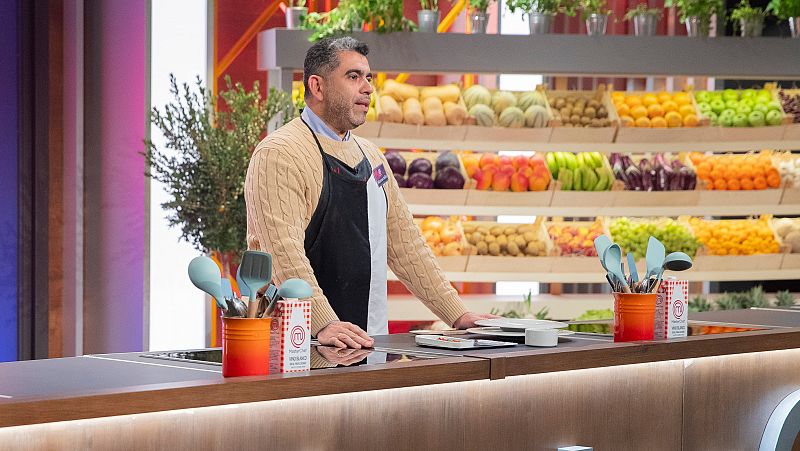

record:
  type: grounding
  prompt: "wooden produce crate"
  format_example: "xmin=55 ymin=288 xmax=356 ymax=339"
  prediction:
xmin=413 ymin=216 xmax=471 ymax=270
xmin=684 ymin=152 xmax=784 ymax=206
xmin=548 ymin=86 xmax=619 ymax=144
xmin=375 ymin=82 xmax=472 ymax=142
xmin=613 ymin=90 xmax=710 ymax=143
xmin=611 ymin=153 xmax=700 ymax=207
xmin=465 ymin=189 xmax=553 ymax=208
xmin=396 ymin=150 xmax=470 ymax=205
xmin=695 ymin=86 xmax=792 ymax=142
xmin=688 ymin=217 xmax=785 ymax=271
xmin=545 ymin=217 xmax=613 ymax=273
xmin=773 ymin=152 xmax=800 ymax=205
xmin=780 ymin=88 xmax=800 ymax=140
xmin=464 ymin=219 xmax=554 ymax=273
xmin=549 ymin=180 xmax=621 ymax=207
xmin=353 ymin=120 xmax=382 ymax=138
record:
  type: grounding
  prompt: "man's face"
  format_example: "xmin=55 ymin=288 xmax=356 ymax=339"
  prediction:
xmin=318 ymin=51 xmax=373 ymax=131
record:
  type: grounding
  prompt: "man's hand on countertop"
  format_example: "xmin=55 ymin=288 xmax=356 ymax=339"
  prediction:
xmin=452 ymin=311 xmax=502 ymax=329
xmin=317 ymin=321 xmax=375 ymax=349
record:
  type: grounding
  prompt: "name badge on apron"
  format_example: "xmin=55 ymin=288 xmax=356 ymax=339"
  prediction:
xmin=372 ymin=164 xmax=389 ymax=187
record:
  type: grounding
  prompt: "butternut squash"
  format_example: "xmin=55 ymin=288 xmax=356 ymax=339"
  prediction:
xmin=420 ymin=84 xmax=461 ymax=104
xmin=382 ymin=79 xmax=419 ymax=102
xmin=443 ymin=101 xmax=467 ymax=126
xmin=402 ymin=98 xmax=424 ymax=125
xmin=379 ymin=95 xmax=403 ymax=123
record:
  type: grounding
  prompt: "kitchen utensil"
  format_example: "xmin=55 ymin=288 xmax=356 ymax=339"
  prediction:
xmin=187 ymin=256 xmax=227 ymax=310
xmin=277 ymin=278 xmax=313 ymax=299
xmin=236 ymin=266 xmax=251 ymax=298
xmin=593 ymin=234 xmax=613 ymax=269
xmin=651 ymin=251 xmax=694 ymax=293
xmin=261 ymin=283 xmax=279 ymax=317
xmin=474 ymin=318 xmax=568 ymax=331
xmin=627 ymin=253 xmax=639 ymax=283
xmin=644 ymin=236 xmax=666 ymax=280
xmin=220 ymin=278 xmax=234 ymax=301
xmin=239 ymin=251 xmax=272 ymax=317
xmin=603 ymin=244 xmax=631 ymax=293
xmin=613 ymin=292 xmax=657 ymax=342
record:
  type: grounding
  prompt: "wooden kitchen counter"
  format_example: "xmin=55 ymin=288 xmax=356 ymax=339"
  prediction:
xmin=3 ymin=309 xmax=800 ymax=450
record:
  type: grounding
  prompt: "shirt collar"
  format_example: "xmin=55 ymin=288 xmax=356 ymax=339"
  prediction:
xmin=301 ymin=107 xmax=351 ymax=141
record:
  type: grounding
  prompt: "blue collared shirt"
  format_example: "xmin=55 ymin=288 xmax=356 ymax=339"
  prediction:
xmin=301 ymin=107 xmax=350 ymax=141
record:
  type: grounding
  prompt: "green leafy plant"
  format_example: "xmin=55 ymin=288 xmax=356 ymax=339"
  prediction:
xmin=623 ymin=3 xmax=663 ymax=21
xmin=664 ymin=0 xmax=724 ymax=26
xmin=767 ymin=0 xmax=800 ymax=20
xmin=741 ymin=286 xmax=769 ymax=309
xmin=304 ymin=0 xmax=417 ymax=41
xmin=420 ymin=0 xmax=440 ymax=10
xmin=534 ymin=306 xmax=551 ymax=320
xmin=775 ymin=290 xmax=796 ymax=307
xmin=470 ymin=0 xmax=496 ymax=12
xmin=490 ymin=290 xmax=547 ymax=318
xmin=144 ymin=75 xmax=295 ymax=254
xmin=506 ymin=0 xmax=576 ymax=16
xmin=689 ymin=295 xmax=712 ymax=312
xmin=715 ymin=292 xmax=741 ymax=310
xmin=731 ymin=0 xmax=767 ymax=21
xmin=580 ymin=0 xmax=613 ymax=17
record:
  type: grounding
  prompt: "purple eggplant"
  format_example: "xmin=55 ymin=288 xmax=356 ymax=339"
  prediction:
xmin=655 ymin=167 xmax=668 ymax=191
xmin=639 ymin=158 xmax=652 ymax=174
xmin=654 ymin=153 xmax=668 ymax=169
xmin=622 ymin=155 xmax=634 ymax=170
xmin=610 ymin=153 xmax=623 ymax=167
xmin=641 ymin=169 xmax=655 ymax=191
xmin=669 ymin=169 xmax=683 ymax=190
xmin=671 ymin=159 xmax=684 ymax=170
xmin=625 ymin=165 xmax=643 ymax=191
xmin=684 ymin=168 xmax=697 ymax=190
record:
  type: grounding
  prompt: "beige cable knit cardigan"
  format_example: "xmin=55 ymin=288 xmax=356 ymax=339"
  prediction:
xmin=245 ymin=118 xmax=467 ymax=335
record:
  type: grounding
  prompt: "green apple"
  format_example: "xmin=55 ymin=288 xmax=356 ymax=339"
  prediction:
xmin=698 ymin=102 xmax=713 ymax=113
xmin=710 ymin=99 xmax=727 ymax=114
xmin=732 ymin=113 xmax=749 ymax=127
xmin=748 ymin=110 xmax=766 ymax=127
xmin=720 ymin=109 xmax=737 ymax=119
xmin=737 ymin=104 xmax=753 ymax=115
xmin=753 ymin=104 xmax=769 ymax=115
xmin=726 ymin=99 xmax=740 ymax=110
xmin=695 ymin=91 xmax=712 ymax=103
xmin=719 ymin=114 xmax=735 ymax=127
xmin=723 ymin=89 xmax=740 ymax=101
xmin=767 ymin=100 xmax=783 ymax=111
xmin=739 ymin=98 xmax=755 ymax=109
xmin=741 ymin=89 xmax=757 ymax=99
xmin=711 ymin=92 xmax=724 ymax=103
xmin=756 ymin=92 xmax=772 ymax=104
xmin=706 ymin=111 xmax=719 ymax=125
xmin=766 ymin=109 xmax=784 ymax=126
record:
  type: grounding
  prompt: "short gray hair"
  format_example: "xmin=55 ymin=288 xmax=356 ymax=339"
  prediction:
xmin=303 ymin=36 xmax=369 ymax=98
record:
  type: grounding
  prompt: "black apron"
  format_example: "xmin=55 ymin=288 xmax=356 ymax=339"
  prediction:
xmin=301 ymin=119 xmax=388 ymax=334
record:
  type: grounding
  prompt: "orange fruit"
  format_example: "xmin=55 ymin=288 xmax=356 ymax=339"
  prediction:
xmin=683 ymin=114 xmax=699 ymax=127
xmin=612 ymin=91 xmax=625 ymax=102
xmin=657 ymin=92 xmax=672 ymax=104
xmin=696 ymin=161 xmax=712 ymax=175
xmin=662 ymin=100 xmax=679 ymax=113
xmin=625 ymin=95 xmax=642 ymax=107
xmin=740 ymin=178 xmax=754 ymax=190
xmin=651 ymin=116 xmax=667 ymax=128
xmin=647 ymin=103 xmax=665 ymax=118
xmin=642 ymin=94 xmax=659 ymax=107
xmin=665 ymin=111 xmax=683 ymax=128
xmin=767 ymin=173 xmax=781 ymax=188
xmin=714 ymin=179 xmax=728 ymax=190
xmin=679 ymin=104 xmax=696 ymax=117
xmin=616 ymin=103 xmax=630 ymax=117
xmin=635 ymin=116 xmax=652 ymax=127
xmin=754 ymin=176 xmax=767 ymax=190
xmin=619 ymin=115 xmax=635 ymax=127
xmin=673 ymin=92 xmax=691 ymax=106
xmin=727 ymin=179 xmax=741 ymax=190
xmin=630 ymin=105 xmax=648 ymax=119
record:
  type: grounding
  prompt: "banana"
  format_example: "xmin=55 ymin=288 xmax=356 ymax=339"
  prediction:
xmin=593 ymin=167 xmax=608 ymax=191
xmin=554 ymin=152 xmax=567 ymax=173
xmin=590 ymin=152 xmax=604 ymax=168
xmin=546 ymin=153 xmax=559 ymax=176
xmin=584 ymin=167 xmax=598 ymax=191
xmin=564 ymin=152 xmax=578 ymax=170
xmin=558 ymin=168 xmax=573 ymax=190
xmin=573 ymin=167 xmax=583 ymax=192
xmin=577 ymin=152 xmax=586 ymax=168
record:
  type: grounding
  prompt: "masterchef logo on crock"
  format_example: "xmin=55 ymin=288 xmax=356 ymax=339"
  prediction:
xmin=291 ymin=325 xmax=306 ymax=348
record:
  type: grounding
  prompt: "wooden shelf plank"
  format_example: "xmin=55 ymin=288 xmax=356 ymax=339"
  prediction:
xmin=389 ymin=269 xmax=800 ymax=282
xmin=407 ymin=203 xmax=800 ymax=217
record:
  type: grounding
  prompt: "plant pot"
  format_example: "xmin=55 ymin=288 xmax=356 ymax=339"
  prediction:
xmin=585 ymin=13 xmax=609 ymax=35
xmin=285 ymin=7 xmax=307 ymax=30
xmin=685 ymin=15 xmax=710 ymax=37
xmin=528 ymin=12 xmax=555 ymax=34
xmin=739 ymin=16 xmax=764 ymax=37
xmin=632 ymin=13 xmax=658 ymax=36
xmin=417 ymin=9 xmax=440 ymax=33
xmin=471 ymin=11 xmax=489 ymax=33
xmin=790 ymin=17 xmax=800 ymax=37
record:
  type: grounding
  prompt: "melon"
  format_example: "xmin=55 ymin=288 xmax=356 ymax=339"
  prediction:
xmin=469 ymin=104 xmax=495 ymax=127
xmin=491 ymin=91 xmax=517 ymax=115
xmin=518 ymin=91 xmax=547 ymax=112
xmin=498 ymin=107 xmax=525 ymax=128
xmin=524 ymin=105 xmax=549 ymax=128
xmin=463 ymin=85 xmax=492 ymax=110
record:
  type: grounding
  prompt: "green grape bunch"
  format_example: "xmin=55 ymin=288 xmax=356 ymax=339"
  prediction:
xmin=609 ymin=217 xmax=701 ymax=260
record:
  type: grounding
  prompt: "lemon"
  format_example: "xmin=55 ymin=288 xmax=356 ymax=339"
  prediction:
xmin=661 ymin=100 xmax=679 ymax=113
xmin=625 ymin=95 xmax=642 ymax=107
xmin=657 ymin=92 xmax=672 ymax=104
xmin=616 ymin=103 xmax=630 ymax=117
xmin=619 ymin=115 xmax=635 ymax=127
xmin=635 ymin=116 xmax=651 ymax=128
xmin=665 ymin=111 xmax=683 ymax=127
xmin=683 ymin=114 xmax=699 ymax=127
xmin=651 ymin=116 xmax=667 ymax=128
xmin=673 ymin=92 xmax=691 ymax=106
xmin=630 ymin=105 xmax=648 ymax=119
xmin=642 ymin=94 xmax=659 ymax=107
xmin=679 ymin=104 xmax=696 ymax=117
xmin=647 ymin=103 xmax=665 ymax=118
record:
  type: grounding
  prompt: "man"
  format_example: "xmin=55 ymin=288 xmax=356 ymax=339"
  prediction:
xmin=245 ymin=36 xmax=494 ymax=349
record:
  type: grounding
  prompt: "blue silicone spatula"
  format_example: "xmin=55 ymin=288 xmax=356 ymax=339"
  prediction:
xmin=187 ymin=256 xmax=227 ymax=310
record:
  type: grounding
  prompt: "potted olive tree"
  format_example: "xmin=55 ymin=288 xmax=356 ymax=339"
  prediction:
xmin=506 ymin=0 xmax=576 ymax=34
xmin=623 ymin=3 xmax=662 ymax=36
xmin=469 ymin=0 xmax=496 ymax=33
xmin=580 ymin=0 xmax=614 ymax=35
xmin=767 ymin=0 xmax=800 ymax=37
xmin=730 ymin=0 xmax=767 ymax=37
xmin=665 ymin=0 xmax=724 ymax=37
xmin=144 ymin=75 xmax=295 ymax=276
xmin=286 ymin=0 xmax=308 ymax=29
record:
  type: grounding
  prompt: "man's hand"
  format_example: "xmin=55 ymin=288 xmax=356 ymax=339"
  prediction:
xmin=317 ymin=346 xmax=371 ymax=366
xmin=317 ymin=321 xmax=375 ymax=349
xmin=452 ymin=311 xmax=501 ymax=329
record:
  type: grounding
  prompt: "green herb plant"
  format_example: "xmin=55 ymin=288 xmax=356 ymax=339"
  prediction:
xmin=144 ymin=75 xmax=295 ymax=254
xmin=489 ymin=290 xmax=551 ymax=319
xmin=288 ymin=0 xmax=307 ymax=7
xmin=766 ymin=0 xmax=800 ymax=20
xmin=470 ymin=0 xmax=496 ymax=13
xmin=303 ymin=0 xmax=417 ymax=42
xmin=775 ymin=290 xmax=796 ymax=307
xmin=623 ymin=3 xmax=663 ymax=21
xmin=420 ymin=0 xmax=440 ymax=10
xmin=506 ymin=0 xmax=577 ymax=16
xmin=580 ymin=0 xmax=614 ymax=19
xmin=664 ymin=0 xmax=724 ymax=32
